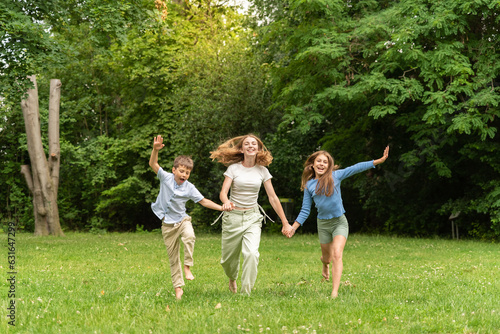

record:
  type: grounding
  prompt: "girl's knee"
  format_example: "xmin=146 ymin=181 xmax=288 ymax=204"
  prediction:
xmin=332 ymin=251 xmax=343 ymax=262
xmin=242 ymin=249 xmax=259 ymax=262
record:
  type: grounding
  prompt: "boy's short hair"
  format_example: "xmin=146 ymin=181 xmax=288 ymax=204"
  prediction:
xmin=173 ymin=155 xmax=194 ymax=170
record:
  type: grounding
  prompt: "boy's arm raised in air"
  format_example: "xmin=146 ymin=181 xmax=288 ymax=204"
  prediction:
xmin=149 ymin=135 xmax=165 ymax=174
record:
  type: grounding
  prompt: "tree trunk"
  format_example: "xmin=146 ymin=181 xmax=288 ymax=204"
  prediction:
xmin=20 ymin=75 xmax=64 ymax=236
xmin=48 ymin=79 xmax=62 ymax=198
xmin=20 ymin=165 xmax=49 ymax=235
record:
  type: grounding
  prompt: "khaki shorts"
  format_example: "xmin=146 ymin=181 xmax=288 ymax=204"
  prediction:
xmin=317 ymin=214 xmax=349 ymax=244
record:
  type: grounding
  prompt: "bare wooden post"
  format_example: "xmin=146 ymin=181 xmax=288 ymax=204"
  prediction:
xmin=449 ymin=212 xmax=460 ymax=240
xmin=20 ymin=75 xmax=64 ymax=236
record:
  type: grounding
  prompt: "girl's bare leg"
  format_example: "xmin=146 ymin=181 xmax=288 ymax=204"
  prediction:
xmin=330 ymin=235 xmax=347 ymax=298
xmin=319 ymin=252 xmax=331 ymax=280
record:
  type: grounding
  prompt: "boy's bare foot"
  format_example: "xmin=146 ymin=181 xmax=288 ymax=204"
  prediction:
xmin=184 ymin=265 xmax=195 ymax=281
xmin=175 ymin=287 xmax=184 ymax=300
xmin=322 ymin=263 xmax=330 ymax=280
xmin=229 ymin=279 xmax=237 ymax=293
xmin=330 ymin=291 xmax=338 ymax=299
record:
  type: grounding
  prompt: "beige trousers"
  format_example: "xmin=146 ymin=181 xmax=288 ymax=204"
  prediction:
xmin=161 ymin=216 xmax=195 ymax=288
xmin=220 ymin=207 xmax=263 ymax=295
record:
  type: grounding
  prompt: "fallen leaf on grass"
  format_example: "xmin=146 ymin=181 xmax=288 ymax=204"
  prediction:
xmin=166 ymin=305 xmax=170 ymax=312
xmin=215 ymin=303 xmax=222 ymax=309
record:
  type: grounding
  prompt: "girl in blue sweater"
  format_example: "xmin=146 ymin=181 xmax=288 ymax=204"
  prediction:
xmin=289 ymin=147 xmax=389 ymax=298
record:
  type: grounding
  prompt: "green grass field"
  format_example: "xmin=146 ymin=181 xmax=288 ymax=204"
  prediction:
xmin=1 ymin=231 xmax=499 ymax=333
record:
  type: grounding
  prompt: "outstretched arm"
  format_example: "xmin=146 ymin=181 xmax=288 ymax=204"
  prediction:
xmin=149 ymin=135 xmax=165 ymax=174
xmin=263 ymin=179 xmax=292 ymax=236
xmin=198 ymin=198 xmax=224 ymax=211
xmin=373 ymin=146 xmax=390 ymax=166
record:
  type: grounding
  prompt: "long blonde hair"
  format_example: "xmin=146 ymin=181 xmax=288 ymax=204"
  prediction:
xmin=210 ymin=134 xmax=273 ymax=167
xmin=300 ymin=150 xmax=339 ymax=196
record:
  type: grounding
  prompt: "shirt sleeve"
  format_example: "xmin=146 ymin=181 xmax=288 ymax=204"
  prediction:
xmin=189 ymin=184 xmax=205 ymax=203
xmin=157 ymin=167 xmax=170 ymax=182
xmin=295 ymin=187 xmax=313 ymax=225
xmin=261 ymin=167 xmax=272 ymax=183
xmin=223 ymin=164 xmax=235 ymax=180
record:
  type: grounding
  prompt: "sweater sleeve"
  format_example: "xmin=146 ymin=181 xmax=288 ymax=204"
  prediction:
xmin=295 ymin=188 xmax=313 ymax=225
xmin=336 ymin=160 xmax=375 ymax=181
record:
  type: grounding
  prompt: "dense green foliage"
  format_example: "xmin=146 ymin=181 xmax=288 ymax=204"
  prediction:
xmin=1 ymin=0 xmax=499 ymax=239
xmin=250 ymin=0 xmax=500 ymax=238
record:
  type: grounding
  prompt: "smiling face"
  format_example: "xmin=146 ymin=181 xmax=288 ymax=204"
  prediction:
xmin=240 ymin=136 xmax=260 ymax=157
xmin=172 ymin=165 xmax=191 ymax=185
xmin=312 ymin=154 xmax=329 ymax=178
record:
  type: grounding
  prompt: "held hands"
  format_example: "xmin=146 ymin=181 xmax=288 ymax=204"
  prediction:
xmin=373 ymin=145 xmax=390 ymax=165
xmin=285 ymin=222 xmax=300 ymax=238
xmin=222 ymin=201 xmax=235 ymax=211
xmin=281 ymin=223 xmax=293 ymax=237
xmin=153 ymin=135 xmax=165 ymax=151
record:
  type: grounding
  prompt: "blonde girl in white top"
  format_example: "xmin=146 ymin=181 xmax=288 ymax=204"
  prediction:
xmin=210 ymin=134 xmax=292 ymax=295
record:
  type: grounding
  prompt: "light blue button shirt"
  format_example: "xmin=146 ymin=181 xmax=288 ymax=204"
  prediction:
xmin=151 ymin=167 xmax=204 ymax=224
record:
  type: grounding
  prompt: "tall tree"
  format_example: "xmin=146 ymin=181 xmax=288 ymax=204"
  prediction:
xmin=20 ymin=76 xmax=64 ymax=236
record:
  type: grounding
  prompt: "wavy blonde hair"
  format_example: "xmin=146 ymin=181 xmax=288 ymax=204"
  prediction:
xmin=300 ymin=150 xmax=339 ymax=196
xmin=210 ymin=134 xmax=273 ymax=167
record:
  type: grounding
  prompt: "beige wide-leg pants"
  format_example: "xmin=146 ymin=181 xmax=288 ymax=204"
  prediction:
xmin=220 ymin=207 xmax=263 ymax=295
xmin=161 ymin=216 xmax=195 ymax=288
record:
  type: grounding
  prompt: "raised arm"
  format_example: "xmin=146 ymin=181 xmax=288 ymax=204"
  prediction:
xmin=263 ymin=179 xmax=292 ymax=236
xmin=373 ymin=146 xmax=390 ymax=166
xmin=149 ymin=135 xmax=165 ymax=174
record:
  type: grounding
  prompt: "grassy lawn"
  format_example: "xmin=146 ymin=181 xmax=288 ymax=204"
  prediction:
xmin=1 ymin=231 xmax=499 ymax=333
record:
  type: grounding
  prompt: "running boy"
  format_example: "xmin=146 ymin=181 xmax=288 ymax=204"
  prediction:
xmin=150 ymin=135 xmax=229 ymax=300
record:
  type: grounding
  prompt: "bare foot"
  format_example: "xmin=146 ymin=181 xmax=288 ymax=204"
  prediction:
xmin=330 ymin=291 xmax=338 ymax=299
xmin=228 ymin=279 xmax=237 ymax=293
xmin=322 ymin=263 xmax=330 ymax=280
xmin=175 ymin=287 xmax=184 ymax=300
xmin=184 ymin=265 xmax=195 ymax=281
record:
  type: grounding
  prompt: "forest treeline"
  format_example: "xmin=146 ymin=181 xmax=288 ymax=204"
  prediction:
xmin=1 ymin=0 xmax=499 ymax=239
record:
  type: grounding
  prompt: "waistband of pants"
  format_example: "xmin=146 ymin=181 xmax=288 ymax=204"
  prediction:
xmin=163 ymin=215 xmax=191 ymax=227
xmin=211 ymin=204 xmax=274 ymax=226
